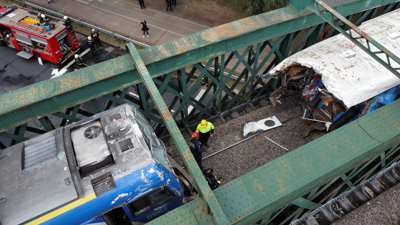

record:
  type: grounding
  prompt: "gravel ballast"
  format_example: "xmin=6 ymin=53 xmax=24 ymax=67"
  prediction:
xmin=167 ymin=94 xmax=314 ymax=184
xmin=333 ymin=183 xmax=400 ymax=225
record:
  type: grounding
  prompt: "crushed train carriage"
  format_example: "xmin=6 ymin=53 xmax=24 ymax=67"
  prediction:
xmin=264 ymin=8 xmax=400 ymax=136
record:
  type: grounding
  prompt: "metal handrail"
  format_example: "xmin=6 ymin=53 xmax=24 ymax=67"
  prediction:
xmin=14 ymin=0 xmax=151 ymax=48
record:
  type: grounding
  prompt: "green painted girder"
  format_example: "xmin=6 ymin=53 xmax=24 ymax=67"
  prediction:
xmin=215 ymin=99 xmax=400 ymax=224
xmin=0 ymin=0 xmax=397 ymax=133
xmin=147 ymin=95 xmax=400 ymax=224
xmin=126 ymin=43 xmax=230 ymax=225
xmin=278 ymin=143 xmax=400 ymax=224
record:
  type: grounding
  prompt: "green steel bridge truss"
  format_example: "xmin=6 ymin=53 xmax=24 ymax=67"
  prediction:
xmin=0 ymin=0 xmax=400 ymax=224
xmin=148 ymin=97 xmax=400 ymax=225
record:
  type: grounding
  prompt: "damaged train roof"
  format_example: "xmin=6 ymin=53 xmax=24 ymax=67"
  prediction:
xmin=0 ymin=105 xmax=162 ymax=225
xmin=269 ymin=8 xmax=400 ymax=108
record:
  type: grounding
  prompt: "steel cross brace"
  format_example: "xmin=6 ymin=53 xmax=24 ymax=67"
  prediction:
xmin=310 ymin=0 xmax=400 ymax=79
xmin=125 ymin=43 xmax=230 ymax=225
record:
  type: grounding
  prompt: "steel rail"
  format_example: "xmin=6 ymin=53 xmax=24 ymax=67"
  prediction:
xmin=14 ymin=0 xmax=150 ymax=48
xmin=202 ymin=115 xmax=301 ymax=160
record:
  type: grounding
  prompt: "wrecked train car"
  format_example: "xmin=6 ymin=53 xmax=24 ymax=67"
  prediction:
xmin=264 ymin=10 xmax=400 ymax=136
xmin=0 ymin=104 xmax=195 ymax=225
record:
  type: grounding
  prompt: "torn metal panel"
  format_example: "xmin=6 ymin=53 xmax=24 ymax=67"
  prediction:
xmin=270 ymin=8 xmax=400 ymax=108
xmin=243 ymin=116 xmax=282 ymax=137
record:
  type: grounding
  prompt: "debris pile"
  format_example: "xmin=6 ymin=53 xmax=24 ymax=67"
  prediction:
xmin=267 ymin=64 xmax=400 ymax=137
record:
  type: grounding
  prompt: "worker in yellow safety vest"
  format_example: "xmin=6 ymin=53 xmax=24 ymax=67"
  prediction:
xmin=195 ymin=119 xmax=214 ymax=148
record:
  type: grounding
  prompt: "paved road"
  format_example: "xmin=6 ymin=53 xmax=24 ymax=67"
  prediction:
xmin=27 ymin=0 xmax=209 ymax=45
xmin=0 ymin=32 xmax=122 ymax=95
xmin=23 ymin=0 xmax=271 ymax=76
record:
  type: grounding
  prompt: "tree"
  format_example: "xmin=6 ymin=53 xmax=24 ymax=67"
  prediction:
xmin=246 ymin=0 xmax=289 ymax=15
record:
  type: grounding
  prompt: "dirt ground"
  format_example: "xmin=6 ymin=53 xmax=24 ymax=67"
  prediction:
xmin=124 ymin=0 xmax=249 ymax=27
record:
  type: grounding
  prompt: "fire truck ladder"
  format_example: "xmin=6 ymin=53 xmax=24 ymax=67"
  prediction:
xmin=68 ymin=31 xmax=79 ymax=47
xmin=8 ymin=20 xmax=48 ymax=36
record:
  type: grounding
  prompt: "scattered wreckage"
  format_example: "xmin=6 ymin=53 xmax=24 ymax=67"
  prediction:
xmin=257 ymin=11 xmax=400 ymax=138
xmin=263 ymin=64 xmax=400 ymax=138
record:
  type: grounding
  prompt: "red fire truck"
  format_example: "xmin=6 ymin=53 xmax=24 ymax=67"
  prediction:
xmin=0 ymin=5 xmax=80 ymax=66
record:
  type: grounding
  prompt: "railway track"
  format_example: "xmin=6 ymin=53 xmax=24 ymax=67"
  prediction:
xmin=166 ymin=94 xmax=314 ymax=184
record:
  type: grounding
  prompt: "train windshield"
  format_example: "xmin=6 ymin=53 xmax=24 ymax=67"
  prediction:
xmin=129 ymin=187 xmax=175 ymax=217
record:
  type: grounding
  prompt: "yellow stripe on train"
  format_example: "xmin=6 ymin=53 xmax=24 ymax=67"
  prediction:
xmin=26 ymin=193 xmax=97 ymax=225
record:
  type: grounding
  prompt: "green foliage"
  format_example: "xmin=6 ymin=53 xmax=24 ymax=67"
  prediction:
xmin=246 ymin=0 xmax=289 ymax=15
xmin=246 ymin=0 xmax=266 ymax=15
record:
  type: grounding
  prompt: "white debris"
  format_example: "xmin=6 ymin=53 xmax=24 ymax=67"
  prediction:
xmin=243 ymin=116 xmax=282 ymax=137
xmin=50 ymin=68 xmax=68 ymax=78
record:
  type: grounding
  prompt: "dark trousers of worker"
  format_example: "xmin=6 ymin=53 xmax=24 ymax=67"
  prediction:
xmin=139 ymin=1 xmax=145 ymax=9
xmin=89 ymin=46 xmax=95 ymax=52
xmin=194 ymin=153 xmax=203 ymax=171
xmin=94 ymin=38 xmax=102 ymax=47
xmin=199 ymin=132 xmax=210 ymax=146
xmin=166 ymin=5 xmax=172 ymax=11
xmin=143 ymin=30 xmax=149 ymax=35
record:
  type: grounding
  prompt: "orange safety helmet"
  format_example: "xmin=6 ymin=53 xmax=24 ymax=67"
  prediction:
xmin=192 ymin=132 xmax=199 ymax=138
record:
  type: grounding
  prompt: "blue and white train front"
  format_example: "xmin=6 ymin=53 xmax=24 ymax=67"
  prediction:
xmin=32 ymin=104 xmax=186 ymax=225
